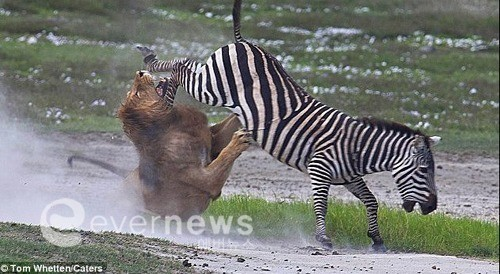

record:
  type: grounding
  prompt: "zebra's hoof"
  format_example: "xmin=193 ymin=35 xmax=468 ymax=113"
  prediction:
xmin=136 ymin=45 xmax=155 ymax=57
xmin=321 ymin=241 xmax=333 ymax=250
xmin=372 ymin=243 xmax=387 ymax=252
xmin=315 ymin=235 xmax=333 ymax=250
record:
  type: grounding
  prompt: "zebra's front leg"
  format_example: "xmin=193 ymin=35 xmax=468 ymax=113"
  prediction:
xmin=136 ymin=46 xmax=199 ymax=73
xmin=344 ymin=177 xmax=386 ymax=252
xmin=155 ymin=77 xmax=178 ymax=108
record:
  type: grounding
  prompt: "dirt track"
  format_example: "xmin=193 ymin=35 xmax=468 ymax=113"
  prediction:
xmin=51 ymin=132 xmax=500 ymax=222
xmin=1 ymin=130 xmax=498 ymax=273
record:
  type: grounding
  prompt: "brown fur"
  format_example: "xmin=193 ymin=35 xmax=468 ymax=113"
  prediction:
xmin=116 ymin=71 xmax=249 ymax=219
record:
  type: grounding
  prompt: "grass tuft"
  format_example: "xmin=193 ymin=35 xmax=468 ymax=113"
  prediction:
xmin=205 ymin=196 xmax=499 ymax=260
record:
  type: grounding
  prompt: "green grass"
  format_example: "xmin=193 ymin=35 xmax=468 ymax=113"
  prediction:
xmin=0 ymin=0 xmax=498 ymax=156
xmin=204 ymin=196 xmax=499 ymax=260
xmin=47 ymin=115 xmax=122 ymax=132
xmin=0 ymin=223 xmax=196 ymax=273
xmin=0 ymin=197 xmax=497 ymax=266
xmin=436 ymin=129 xmax=499 ymax=157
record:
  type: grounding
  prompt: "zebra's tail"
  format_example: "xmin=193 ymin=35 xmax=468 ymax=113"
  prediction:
xmin=233 ymin=0 xmax=246 ymax=43
xmin=67 ymin=155 xmax=129 ymax=178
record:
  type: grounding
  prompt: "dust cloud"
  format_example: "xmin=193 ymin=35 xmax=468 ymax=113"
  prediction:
xmin=0 ymin=82 xmax=142 ymax=233
xmin=0 ymin=83 xmax=247 ymax=248
xmin=0 ymin=84 xmax=50 ymax=224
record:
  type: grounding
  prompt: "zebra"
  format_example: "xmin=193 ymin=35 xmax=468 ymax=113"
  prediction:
xmin=137 ymin=0 xmax=441 ymax=251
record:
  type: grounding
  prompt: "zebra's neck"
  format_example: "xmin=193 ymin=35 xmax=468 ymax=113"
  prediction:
xmin=350 ymin=120 xmax=413 ymax=175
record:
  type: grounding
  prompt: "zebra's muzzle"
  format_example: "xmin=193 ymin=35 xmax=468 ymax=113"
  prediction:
xmin=420 ymin=193 xmax=437 ymax=215
xmin=402 ymin=201 xmax=416 ymax=213
xmin=403 ymin=193 xmax=437 ymax=214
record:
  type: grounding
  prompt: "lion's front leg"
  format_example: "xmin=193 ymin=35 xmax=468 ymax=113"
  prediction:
xmin=210 ymin=114 xmax=242 ymax=159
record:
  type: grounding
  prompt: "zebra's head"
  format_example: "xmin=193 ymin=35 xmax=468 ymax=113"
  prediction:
xmin=392 ymin=134 xmax=441 ymax=215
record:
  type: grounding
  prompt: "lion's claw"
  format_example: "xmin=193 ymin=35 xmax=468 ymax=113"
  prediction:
xmin=232 ymin=129 xmax=252 ymax=150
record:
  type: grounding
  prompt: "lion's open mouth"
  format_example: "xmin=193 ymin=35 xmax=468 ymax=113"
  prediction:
xmin=155 ymin=78 xmax=168 ymax=98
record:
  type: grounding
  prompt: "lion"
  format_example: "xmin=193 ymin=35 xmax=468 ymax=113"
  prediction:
xmin=69 ymin=71 xmax=250 ymax=219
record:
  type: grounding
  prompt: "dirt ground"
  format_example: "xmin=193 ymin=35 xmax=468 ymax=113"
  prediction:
xmin=1 ymin=130 xmax=498 ymax=273
xmin=46 ymin=132 xmax=500 ymax=222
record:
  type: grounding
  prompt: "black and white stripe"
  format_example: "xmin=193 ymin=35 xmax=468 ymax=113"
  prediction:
xmin=141 ymin=0 xmax=440 ymax=250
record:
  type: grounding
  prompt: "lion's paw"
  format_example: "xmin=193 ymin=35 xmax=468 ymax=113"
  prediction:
xmin=231 ymin=129 xmax=252 ymax=151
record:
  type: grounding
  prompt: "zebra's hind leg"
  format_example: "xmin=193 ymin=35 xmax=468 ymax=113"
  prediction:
xmin=309 ymin=155 xmax=341 ymax=249
xmin=344 ymin=177 xmax=387 ymax=252
xmin=311 ymin=181 xmax=333 ymax=249
xmin=308 ymin=162 xmax=334 ymax=249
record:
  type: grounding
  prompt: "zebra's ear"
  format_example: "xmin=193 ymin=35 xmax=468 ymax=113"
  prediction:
xmin=428 ymin=136 xmax=441 ymax=146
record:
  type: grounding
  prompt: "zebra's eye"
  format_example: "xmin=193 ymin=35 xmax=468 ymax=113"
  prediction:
xmin=417 ymin=156 xmax=429 ymax=168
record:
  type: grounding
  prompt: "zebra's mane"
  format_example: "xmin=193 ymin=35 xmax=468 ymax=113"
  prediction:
xmin=357 ymin=117 xmax=424 ymax=137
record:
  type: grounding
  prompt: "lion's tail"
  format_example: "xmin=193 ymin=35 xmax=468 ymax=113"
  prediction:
xmin=67 ymin=155 xmax=128 ymax=178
